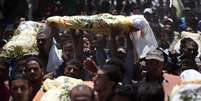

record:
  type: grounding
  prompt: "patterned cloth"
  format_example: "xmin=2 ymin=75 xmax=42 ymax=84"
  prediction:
xmin=41 ymin=76 xmax=83 ymax=101
xmin=1 ymin=21 xmax=46 ymax=59
xmin=170 ymin=69 xmax=201 ymax=101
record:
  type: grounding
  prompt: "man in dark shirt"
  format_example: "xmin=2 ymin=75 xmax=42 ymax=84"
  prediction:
xmin=0 ymin=57 xmax=10 ymax=101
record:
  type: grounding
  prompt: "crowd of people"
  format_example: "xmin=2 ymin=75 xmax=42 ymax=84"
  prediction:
xmin=0 ymin=0 xmax=201 ymax=101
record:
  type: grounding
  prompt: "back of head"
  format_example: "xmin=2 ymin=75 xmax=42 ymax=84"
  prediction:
xmin=101 ymin=58 xmax=125 ymax=84
xmin=70 ymin=84 xmax=95 ymax=101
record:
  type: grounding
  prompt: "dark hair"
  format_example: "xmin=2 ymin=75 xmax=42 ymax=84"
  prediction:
xmin=15 ymin=54 xmax=39 ymax=63
xmin=9 ymin=72 xmax=28 ymax=87
xmin=10 ymin=72 xmax=28 ymax=81
xmin=101 ymin=58 xmax=125 ymax=84
xmin=112 ymin=84 xmax=136 ymax=101
xmin=180 ymin=38 xmax=198 ymax=53
xmin=25 ymin=56 xmax=44 ymax=69
xmin=66 ymin=58 xmax=84 ymax=71
xmin=137 ymin=81 xmax=164 ymax=101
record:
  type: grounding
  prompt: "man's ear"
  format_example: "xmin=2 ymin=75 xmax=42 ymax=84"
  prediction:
xmin=42 ymin=69 xmax=45 ymax=76
xmin=40 ymin=68 xmax=45 ymax=77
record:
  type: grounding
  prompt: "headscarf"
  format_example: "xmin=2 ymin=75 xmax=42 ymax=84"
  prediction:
xmin=170 ymin=69 xmax=201 ymax=101
xmin=129 ymin=15 xmax=158 ymax=61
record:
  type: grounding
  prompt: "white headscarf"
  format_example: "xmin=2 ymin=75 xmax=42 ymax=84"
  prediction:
xmin=170 ymin=69 xmax=201 ymax=101
xmin=129 ymin=15 xmax=158 ymax=60
xmin=46 ymin=38 xmax=63 ymax=73
xmin=180 ymin=69 xmax=201 ymax=81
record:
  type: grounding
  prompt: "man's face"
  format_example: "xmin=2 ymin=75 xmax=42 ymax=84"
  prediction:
xmin=145 ymin=59 xmax=164 ymax=80
xmin=181 ymin=43 xmax=198 ymax=59
xmin=162 ymin=24 xmax=174 ymax=42
xmin=36 ymin=33 xmax=48 ymax=52
xmin=64 ymin=64 xmax=82 ymax=79
xmin=93 ymin=69 xmax=109 ymax=91
xmin=10 ymin=80 xmax=29 ymax=101
xmin=70 ymin=88 xmax=94 ymax=101
xmin=26 ymin=60 xmax=43 ymax=82
xmin=62 ymin=43 xmax=74 ymax=61
xmin=163 ymin=24 xmax=173 ymax=33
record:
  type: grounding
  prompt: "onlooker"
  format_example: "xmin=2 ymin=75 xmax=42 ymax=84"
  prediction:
xmin=36 ymin=30 xmax=52 ymax=66
xmin=93 ymin=58 xmax=125 ymax=101
xmin=63 ymin=58 xmax=85 ymax=80
xmin=25 ymin=56 xmax=44 ymax=99
xmin=1 ymin=1 xmax=201 ymax=101
xmin=15 ymin=55 xmax=33 ymax=76
xmin=143 ymin=49 xmax=165 ymax=83
xmin=9 ymin=73 xmax=29 ymax=101
xmin=179 ymin=38 xmax=198 ymax=61
xmin=160 ymin=17 xmax=180 ymax=50
xmin=0 ymin=57 xmax=10 ymax=101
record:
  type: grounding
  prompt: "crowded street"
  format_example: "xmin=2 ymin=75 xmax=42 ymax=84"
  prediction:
xmin=0 ymin=0 xmax=201 ymax=101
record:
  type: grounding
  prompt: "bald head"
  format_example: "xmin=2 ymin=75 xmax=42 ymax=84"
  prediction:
xmin=70 ymin=85 xmax=95 ymax=101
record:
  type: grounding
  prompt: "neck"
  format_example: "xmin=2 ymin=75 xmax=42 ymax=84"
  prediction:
xmin=30 ymin=77 xmax=43 ymax=86
xmin=146 ymin=74 xmax=164 ymax=83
